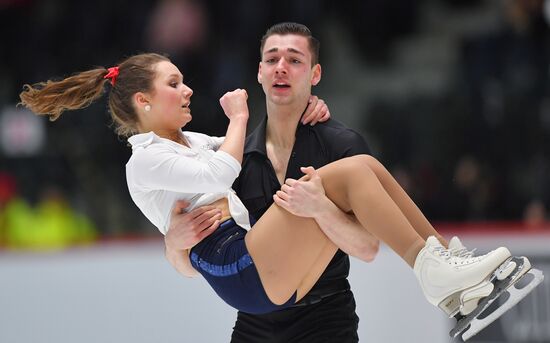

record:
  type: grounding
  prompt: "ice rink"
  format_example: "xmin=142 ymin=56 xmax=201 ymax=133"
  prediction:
xmin=1 ymin=231 xmax=548 ymax=343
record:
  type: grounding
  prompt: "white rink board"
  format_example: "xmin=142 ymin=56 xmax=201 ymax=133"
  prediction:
xmin=0 ymin=232 xmax=548 ymax=343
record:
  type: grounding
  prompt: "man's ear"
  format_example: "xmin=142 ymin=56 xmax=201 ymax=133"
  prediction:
xmin=257 ymin=62 xmax=263 ymax=84
xmin=311 ymin=64 xmax=321 ymax=86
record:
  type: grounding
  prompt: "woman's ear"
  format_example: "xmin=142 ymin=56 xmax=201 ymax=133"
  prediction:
xmin=134 ymin=92 xmax=150 ymax=108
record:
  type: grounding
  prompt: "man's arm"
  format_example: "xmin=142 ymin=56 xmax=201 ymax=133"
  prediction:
xmin=274 ymin=167 xmax=379 ymax=262
xmin=165 ymin=200 xmax=222 ymax=277
xmin=165 ymin=247 xmax=199 ymax=278
xmin=308 ymin=196 xmax=379 ymax=262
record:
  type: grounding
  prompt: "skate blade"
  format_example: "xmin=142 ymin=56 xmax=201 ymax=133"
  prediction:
xmin=450 ymin=256 xmax=530 ymax=338
xmin=461 ymin=268 xmax=544 ymax=341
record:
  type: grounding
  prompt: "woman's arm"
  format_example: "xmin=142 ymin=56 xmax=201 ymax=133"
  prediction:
xmin=216 ymin=89 xmax=249 ymax=164
xmin=210 ymin=94 xmax=330 ymax=151
xmin=129 ymin=90 xmax=249 ymax=194
xmin=130 ymin=148 xmax=241 ymax=193
xmin=301 ymin=95 xmax=331 ymax=125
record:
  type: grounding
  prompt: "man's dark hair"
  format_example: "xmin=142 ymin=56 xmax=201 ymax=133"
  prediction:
xmin=260 ymin=22 xmax=320 ymax=66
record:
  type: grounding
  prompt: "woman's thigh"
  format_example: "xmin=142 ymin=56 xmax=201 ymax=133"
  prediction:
xmin=244 ymin=156 xmax=368 ymax=305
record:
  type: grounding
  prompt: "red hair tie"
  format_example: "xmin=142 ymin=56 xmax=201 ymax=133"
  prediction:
xmin=104 ymin=66 xmax=120 ymax=86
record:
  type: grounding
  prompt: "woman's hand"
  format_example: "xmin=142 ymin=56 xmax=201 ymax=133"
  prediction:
xmin=302 ymin=95 xmax=330 ymax=126
xmin=219 ymin=89 xmax=249 ymax=121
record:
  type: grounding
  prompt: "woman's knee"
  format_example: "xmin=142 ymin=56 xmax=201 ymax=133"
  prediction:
xmin=347 ymin=154 xmax=375 ymax=165
xmin=353 ymin=154 xmax=382 ymax=169
xmin=351 ymin=154 xmax=388 ymax=178
xmin=346 ymin=155 xmax=378 ymax=179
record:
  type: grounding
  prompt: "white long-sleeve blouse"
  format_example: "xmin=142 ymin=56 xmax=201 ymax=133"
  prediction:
xmin=126 ymin=131 xmax=251 ymax=235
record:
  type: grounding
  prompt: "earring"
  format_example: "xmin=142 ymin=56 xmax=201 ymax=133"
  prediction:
xmin=144 ymin=105 xmax=151 ymax=112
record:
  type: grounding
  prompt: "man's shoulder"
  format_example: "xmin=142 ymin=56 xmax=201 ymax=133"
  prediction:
xmin=313 ymin=119 xmax=358 ymax=134
xmin=312 ymin=119 xmax=366 ymax=144
xmin=307 ymin=119 xmax=370 ymax=158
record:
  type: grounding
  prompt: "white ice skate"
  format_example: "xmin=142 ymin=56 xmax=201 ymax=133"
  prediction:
xmin=416 ymin=236 xmax=545 ymax=341
xmin=414 ymin=236 xmax=511 ymax=316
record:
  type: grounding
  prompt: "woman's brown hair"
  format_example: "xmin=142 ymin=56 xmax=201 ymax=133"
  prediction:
xmin=19 ymin=53 xmax=170 ymax=137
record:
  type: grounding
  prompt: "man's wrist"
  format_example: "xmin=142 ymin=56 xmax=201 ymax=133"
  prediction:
xmin=313 ymin=196 xmax=339 ymax=220
xmin=166 ymin=244 xmax=186 ymax=258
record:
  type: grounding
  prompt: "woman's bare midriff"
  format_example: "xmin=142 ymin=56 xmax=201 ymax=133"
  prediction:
xmin=210 ymin=197 xmax=232 ymax=223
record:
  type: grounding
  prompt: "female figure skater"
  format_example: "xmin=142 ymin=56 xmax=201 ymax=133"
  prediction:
xmin=19 ymin=53 xmax=520 ymax=320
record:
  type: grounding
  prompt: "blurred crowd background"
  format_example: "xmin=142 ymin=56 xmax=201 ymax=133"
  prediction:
xmin=0 ymin=0 xmax=549 ymax=249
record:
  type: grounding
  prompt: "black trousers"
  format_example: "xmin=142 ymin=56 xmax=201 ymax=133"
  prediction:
xmin=230 ymin=291 xmax=360 ymax=343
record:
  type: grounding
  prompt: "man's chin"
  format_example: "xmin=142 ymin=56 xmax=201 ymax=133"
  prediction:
xmin=269 ymin=95 xmax=293 ymax=106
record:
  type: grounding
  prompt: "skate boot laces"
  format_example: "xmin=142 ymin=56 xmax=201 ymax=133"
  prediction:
xmin=432 ymin=245 xmax=484 ymax=266
xmin=432 ymin=246 xmax=452 ymax=260
xmin=451 ymin=247 xmax=477 ymax=259
xmin=448 ymin=236 xmax=476 ymax=258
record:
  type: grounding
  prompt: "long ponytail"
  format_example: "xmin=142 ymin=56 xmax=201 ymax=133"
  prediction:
xmin=19 ymin=53 xmax=170 ymax=138
xmin=19 ymin=68 xmax=110 ymax=121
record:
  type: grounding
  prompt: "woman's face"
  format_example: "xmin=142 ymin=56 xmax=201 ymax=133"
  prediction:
xmin=139 ymin=61 xmax=193 ymax=132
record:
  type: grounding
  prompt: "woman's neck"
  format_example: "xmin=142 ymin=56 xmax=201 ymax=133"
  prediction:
xmin=155 ymin=129 xmax=189 ymax=147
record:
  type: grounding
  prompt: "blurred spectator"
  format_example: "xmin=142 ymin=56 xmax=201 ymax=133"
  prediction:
xmin=29 ymin=186 xmax=97 ymax=250
xmin=333 ymin=0 xmax=420 ymax=62
xmin=144 ymin=0 xmax=229 ymax=137
xmin=1 ymin=1 xmax=549 ymax=237
xmin=1 ymin=178 xmax=97 ymax=250
xmin=523 ymin=199 xmax=547 ymax=226
xmin=391 ymin=165 xmax=414 ymax=195
xmin=445 ymin=156 xmax=493 ymax=220
xmin=0 ymin=106 xmax=45 ymax=157
xmin=146 ymin=0 xmax=208 ymax=57
xmin=0 ymin=171 xmax=18 ymax=245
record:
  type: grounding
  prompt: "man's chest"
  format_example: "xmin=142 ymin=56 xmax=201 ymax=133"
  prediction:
xmin=236 ymin=146 xmax=333 ymax=218
xmin=266 ymin=144 xmax=292 ymax=186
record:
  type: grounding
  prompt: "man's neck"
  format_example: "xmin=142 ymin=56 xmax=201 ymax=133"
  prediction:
xmin=265 ymin=102 xmax=306 ymax=148
xmin=264 ymin=101 xmax=307 ymax=185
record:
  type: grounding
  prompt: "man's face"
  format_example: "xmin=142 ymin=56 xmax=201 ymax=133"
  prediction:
xmin=258 ymin=34 xmax=321 ymax=107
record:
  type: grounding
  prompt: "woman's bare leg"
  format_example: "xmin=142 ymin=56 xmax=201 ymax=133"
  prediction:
xmin=316 ymin=155 xmax=426 ymax=265
xmin=362 ymin=155 xmax=448 ymax=247
xmin=245 ymin=205 xmax=338 ymax=304
xmin=246 ymin=155 xmax=428 ymax=305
